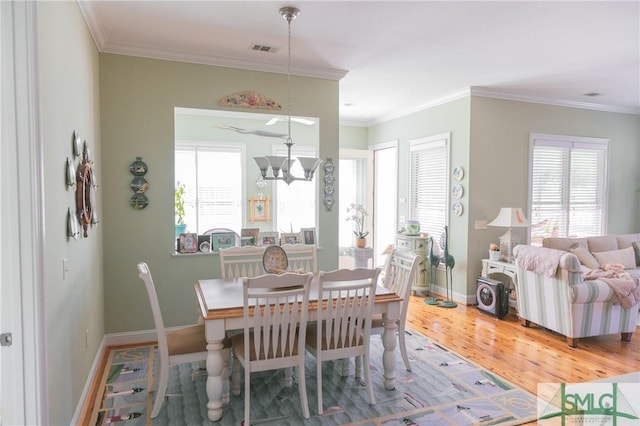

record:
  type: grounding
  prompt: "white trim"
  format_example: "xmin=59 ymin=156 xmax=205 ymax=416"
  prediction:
xmin=1 ymin=2 xmax=46 ymax=425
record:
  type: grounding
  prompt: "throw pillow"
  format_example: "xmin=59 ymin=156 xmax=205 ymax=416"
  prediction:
xmin=569 ymin=244 xmax=600 ymax=269
xmin=633 ymin=241 xmax=640 ymax=267
xmin=592 ymin=246 xmax=636 ymax=270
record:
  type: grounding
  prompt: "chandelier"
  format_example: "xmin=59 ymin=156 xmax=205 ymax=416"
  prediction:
xmin=253 ymin=6 xmax=322 ymax=185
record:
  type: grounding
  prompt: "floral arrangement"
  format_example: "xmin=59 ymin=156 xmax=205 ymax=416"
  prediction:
xmin=489 ymin=243 xmax=500 ymax=251
xmin=346 ymin=204 xmax=369 ymax=239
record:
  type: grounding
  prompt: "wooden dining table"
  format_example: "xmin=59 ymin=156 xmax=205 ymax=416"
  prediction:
xmin=194 ymin=276 xmax=403 ymax=422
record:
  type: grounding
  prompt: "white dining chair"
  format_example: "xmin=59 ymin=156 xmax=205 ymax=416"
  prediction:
xmin=371 ymin=249 xmax=420 ymax=371
xmin=281 ymin=243 xmax=317 ymax=273
xmin=230 ymin=272 xmax=314 ymax=424
xmin=305 ymin=267 xmax=381 ymax=415
xmin=218 ymin=245 xmax=267 ymax=278
xmin=136 ymin=262 xmax=209 ymax=418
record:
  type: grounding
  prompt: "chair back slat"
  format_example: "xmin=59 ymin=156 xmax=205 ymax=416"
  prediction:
xmin=219 ymin=246 xmax=266 ymax=278
xmin=317 ymin=268 xmax=380 ymax=357
xmin=386 ymin=250 xmax=421 ymax=317
xmin=243 ymin=273 xmax=313 ymax=363
xmin=282 ymin=244 xmax=317 ymax=273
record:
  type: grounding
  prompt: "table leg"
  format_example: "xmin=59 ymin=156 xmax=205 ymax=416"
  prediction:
xmin=381 ymin=303 xmax=399 ymax=390
xmin=205 ymin=320 xmax=226 ymax=422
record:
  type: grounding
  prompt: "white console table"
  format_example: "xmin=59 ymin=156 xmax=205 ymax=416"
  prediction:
xmin=395 ymin=234 xmax=429 ymax=295
xmin=481 ymin=259 xmax=518 ymax=307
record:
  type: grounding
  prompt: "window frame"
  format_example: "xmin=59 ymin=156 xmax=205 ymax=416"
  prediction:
xmin=527 ymin=133 xmax=609 ymax=242
xmin=409 ymin=133 xmax=451 ymax=244
xmin=175 ymin=140 xmax=246 ymax=235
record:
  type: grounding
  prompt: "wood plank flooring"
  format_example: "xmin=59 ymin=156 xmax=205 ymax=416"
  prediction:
xmin=406 ymin=295 xmax=640 ymax=396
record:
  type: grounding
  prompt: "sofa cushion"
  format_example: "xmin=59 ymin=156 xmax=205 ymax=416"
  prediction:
xmin=587 ymin=236 xmax=618 ymax=253
xmin=543 ymin=237 xmax=588 ymax=251
xmin=633 ymin=241 xmax=640 ymax=267
xmin=569 ymin=244 xmax=600 ymax=269
xmin=592 ymin=247 xmax=636 ymax=269
xmin=615 ymin=233 xmax=640 ymax=249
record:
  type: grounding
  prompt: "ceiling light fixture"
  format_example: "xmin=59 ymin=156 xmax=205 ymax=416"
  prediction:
xmin=253 ymin=6 xmax=322 ymax=185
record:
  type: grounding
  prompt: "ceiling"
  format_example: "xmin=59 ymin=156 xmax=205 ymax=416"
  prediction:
xmin=79 ymin=1 xmax=640 ymax=126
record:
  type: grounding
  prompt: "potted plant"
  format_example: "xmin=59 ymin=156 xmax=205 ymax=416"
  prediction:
xmin=347 ymin=203 xmax=369 ymax=248
xmin=175 ymin=181 xmax=187 ymax=237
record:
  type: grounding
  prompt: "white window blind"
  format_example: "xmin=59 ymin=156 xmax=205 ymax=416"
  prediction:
xmin=529 ymin=135 xmax=608 ymax=242
xmin=409 ymin=135 xmax=449 ymax=242
xmin=175 ymin=143 xmax=244 ymax=234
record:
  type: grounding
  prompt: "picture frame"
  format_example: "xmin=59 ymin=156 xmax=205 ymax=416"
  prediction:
xmin=280 ymin=232 xmax=299 ymax=245
xmin=198 ymin=235 xmax=211 ymax=253
xmin=260 ymin=231 xmax=279 ymax=246
xmin=178 ymin=232 xmax=198 ymax=253
xmin=249 ymin=197 xmax=270 ymax=223
xmin=300 ymin=227 xmax=316 ymax=245
xmin=241 ymin=228 xmax=260 ymax=246
xmin=211 ymin=232 xmax=236 ymax=251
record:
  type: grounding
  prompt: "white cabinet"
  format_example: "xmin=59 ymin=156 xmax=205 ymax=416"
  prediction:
xmin=395 ymin=235 xmax=429 ymax=295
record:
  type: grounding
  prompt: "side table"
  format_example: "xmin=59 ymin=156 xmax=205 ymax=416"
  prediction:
xmin=480 ymin=259 xmax=517 ymax=307
xmin=395 ymin=234 xmax=429 ymax=295
xmin=353 ymin=247 xmax=374 ymax=268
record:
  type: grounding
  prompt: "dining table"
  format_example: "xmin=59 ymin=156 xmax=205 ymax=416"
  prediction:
xmin=194 ymin=275 xmax=403 ymax=422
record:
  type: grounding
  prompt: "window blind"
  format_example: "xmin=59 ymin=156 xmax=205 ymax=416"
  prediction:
xmin=529 ymin=136 xmax=607 ymax=241
xmin=410 ymin=137 xmax=448 ymax=242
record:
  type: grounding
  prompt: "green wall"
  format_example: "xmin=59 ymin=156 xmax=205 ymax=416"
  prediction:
xmin=100 ymin=54 xmax=339 ymax=333
xmin=366 ymin=94 xmax=639 ymax=302
xmin=38 ymin=2 xmax=104 ymax=423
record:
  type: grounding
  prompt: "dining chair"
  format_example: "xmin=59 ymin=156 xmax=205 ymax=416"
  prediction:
xmin=218 ymin=245 xmax=266 ymax=278
xmin=230 ymin=272 xmax=314 ymax=423
xmin=305 ymin=267 xmax=381 ymax=415
xmin=281 ymin=243 xmax=317 ymax=273
xmin=136 ymin=262 xmax=209 ymax=418
xmin=371 ymin=249 xmax=420 ymax=371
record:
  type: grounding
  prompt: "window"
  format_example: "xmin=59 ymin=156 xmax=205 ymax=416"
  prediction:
xmin=175 ymin=142 xmax=245 ymax=234
xmin=529 ymin=133 xmax=608 ymax=243
xmin=409 ymin=134 xmax=449 ymax=242
xmin=274 ymin=145 xmax=317 ymax=233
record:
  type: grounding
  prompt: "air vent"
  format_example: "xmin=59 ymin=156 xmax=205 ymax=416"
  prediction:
xmin=584 ymin=92 xmax=602 ymax=97
xmin=251 ymin=44 xmax=279 ymax=53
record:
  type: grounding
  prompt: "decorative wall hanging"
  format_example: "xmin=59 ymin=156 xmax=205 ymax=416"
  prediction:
xmin=452 ymin=201 xmax=464 ymax=217
xmin=129 ymin=157 xmax=149 ymax=210
xmin=323 ymin=158 xmax=335 ymax=211
xmin=452 ymin=183 xmax=464 ymax=199
xmin=65 ymin=157 xmax=76 ymax=187
xmin=218 ymin=90 xmax=281 ymax=110
xmin=75 ymin=142 xmax=97 ymax=237
xmin=72 ymin=130 xmax=82 ymax=157
xmin=453 ymin=166 xmax=464 ymax=181
xmin=67 ymin=207 xmax=79 ymax=240
xmin=248 ymin=197 xmax=270 ymax=223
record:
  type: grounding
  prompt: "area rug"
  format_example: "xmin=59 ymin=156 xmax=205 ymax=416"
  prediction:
xmin=88 ymin=330 xmax=538 ymax=425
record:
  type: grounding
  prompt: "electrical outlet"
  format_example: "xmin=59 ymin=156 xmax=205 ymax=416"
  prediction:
xmin=475 ymin=220 xmax=488 ymax=230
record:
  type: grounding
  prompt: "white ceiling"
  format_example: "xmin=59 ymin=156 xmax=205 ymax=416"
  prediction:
xmin=79 ymin=1 xmax=640 ymax=126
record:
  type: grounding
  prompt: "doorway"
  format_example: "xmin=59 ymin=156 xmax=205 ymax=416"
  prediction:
xmin=373 ymin=142 xmax=397 ymax=267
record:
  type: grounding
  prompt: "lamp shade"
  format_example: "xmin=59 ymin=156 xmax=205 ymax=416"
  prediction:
xmin=488 ymin=208 xmax=530 ymax=228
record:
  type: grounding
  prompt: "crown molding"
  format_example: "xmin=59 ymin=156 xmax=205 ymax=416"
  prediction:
xmin=470 ymin=87 xmax=640 ymax=115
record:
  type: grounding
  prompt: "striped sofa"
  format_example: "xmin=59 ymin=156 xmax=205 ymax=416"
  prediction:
xmin=513 ymin=237 xmax=640 ymax=348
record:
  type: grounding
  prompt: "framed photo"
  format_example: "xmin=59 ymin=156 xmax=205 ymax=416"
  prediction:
xmin=198 ymin=235 xmax=212 ymax=253
xmin=280 ymin=232 xmax=299 ymax=245
xmin=260 ymin=231 xmax=279 ymax=246
xmin=178 ymin=232 xmax=198 ymax=253
xmin=211 ymin=232 xmax=236 ymax=251
xmin=241 ymin=228 xmax=260 ymax=244
xmin=300 ymin=227 xmax=316 ymax=245
xmin=241 ymin=236 xmax=257 ymax=246
xmin=249 ymin=197 xmax=270 ymax=223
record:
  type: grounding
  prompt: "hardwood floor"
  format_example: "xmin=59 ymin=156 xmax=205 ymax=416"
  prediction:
xmin=406 ymin=295 xmax=640 ymax=397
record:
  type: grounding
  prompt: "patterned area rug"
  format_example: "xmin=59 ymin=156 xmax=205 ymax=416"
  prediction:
xmin=89 ymin=330 xmax=537 ymax=425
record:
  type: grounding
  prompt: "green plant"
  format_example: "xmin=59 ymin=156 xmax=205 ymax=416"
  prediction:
xmin=346 ymin=203 xmax=369 ymax=238
xmin=175 ymin=181 xmax=186 ymax=225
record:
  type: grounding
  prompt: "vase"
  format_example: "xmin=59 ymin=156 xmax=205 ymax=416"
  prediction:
xmin=405 ymin=220 xmax=420 ymax=235
xmin=356 ymin=238 xmax=367 ymax=248
xmin=489 ymin=250 xmax=501 ymax=261
xmin=175 ymin=223 xmax=187 ymax=238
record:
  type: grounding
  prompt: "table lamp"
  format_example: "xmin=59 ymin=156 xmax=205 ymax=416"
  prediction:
xmin=488 ymin=207 xmax=531 ymax=262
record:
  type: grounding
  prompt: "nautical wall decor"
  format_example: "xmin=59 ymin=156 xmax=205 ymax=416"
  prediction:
xmin=76 ymin=140 xmax=97 ymax=237
xmin=129 ymin=157 xmax=149 ymax=210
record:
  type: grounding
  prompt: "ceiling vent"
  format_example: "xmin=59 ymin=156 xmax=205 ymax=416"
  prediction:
xmin=584 ymin=92 xmax=602 ymax=97
xmin=251 ymin=44 xmax=279 ymax=53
